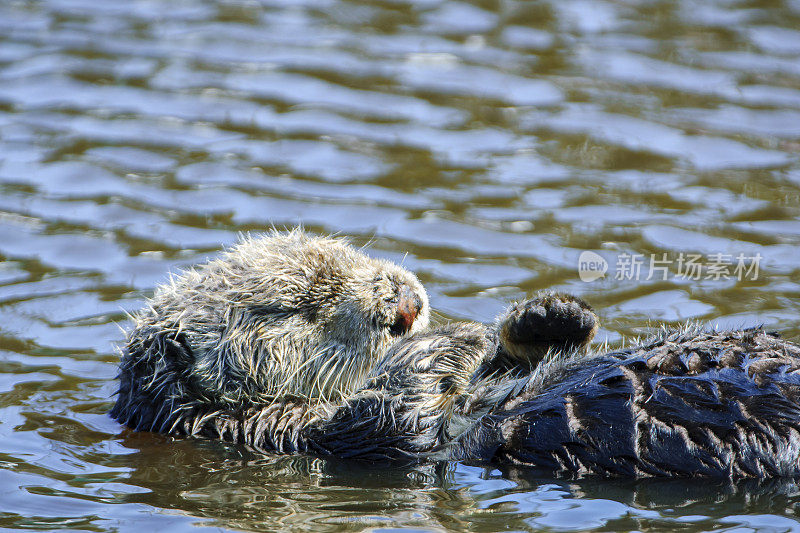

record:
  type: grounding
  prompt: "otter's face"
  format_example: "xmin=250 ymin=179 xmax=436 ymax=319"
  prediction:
xmin=326 ymin=261 xmax=429 ymax=355
xmin=366 ymin=267 xmax=429 ymax=339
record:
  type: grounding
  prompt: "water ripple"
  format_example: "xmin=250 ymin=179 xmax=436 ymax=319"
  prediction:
xmin=1 ymin=0 xmax=800 ymax=531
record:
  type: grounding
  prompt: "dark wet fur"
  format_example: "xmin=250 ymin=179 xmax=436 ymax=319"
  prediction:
xmin=469 ymin=327 xmax=800 ymax=477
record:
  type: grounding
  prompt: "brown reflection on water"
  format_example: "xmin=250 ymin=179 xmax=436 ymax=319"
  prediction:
xmin=1 ymin=0 xmax=800 ymax=530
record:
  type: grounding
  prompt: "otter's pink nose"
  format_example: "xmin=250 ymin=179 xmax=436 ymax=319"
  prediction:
xmin=396 ymin=285 xmax=422 ymax=334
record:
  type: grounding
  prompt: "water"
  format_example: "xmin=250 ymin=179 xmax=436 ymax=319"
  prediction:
xmin=1 ymin=0 xmax=800 ymax=530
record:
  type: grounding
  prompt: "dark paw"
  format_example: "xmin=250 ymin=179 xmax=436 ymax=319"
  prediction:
xmin=498 ymin=292 xmax=598 ymax=363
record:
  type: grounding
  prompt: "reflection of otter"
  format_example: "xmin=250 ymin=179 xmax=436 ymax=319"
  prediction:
xmin=112 ymin=231 xmax=800 ymax=477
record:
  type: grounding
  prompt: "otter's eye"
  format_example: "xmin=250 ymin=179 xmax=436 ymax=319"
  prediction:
xmin=372 ymin=274 xmax=388 ymax=295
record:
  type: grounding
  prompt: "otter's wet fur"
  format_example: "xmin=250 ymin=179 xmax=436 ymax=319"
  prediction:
xmin=111 ymin=232 xmax=800 ymax=477
xmin=461 ymin=326 xmax=800 ymax=477
xmin=191 ymin=322 xmax=800 ymax=478
xmin=111 ymin=230 xmax=429 ymax=434
xmin=313 ymin=325 xmax=800 ymax=478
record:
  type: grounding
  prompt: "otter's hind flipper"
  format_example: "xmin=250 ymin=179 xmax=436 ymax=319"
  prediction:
xmin=496 ymin=292 xmax=598 ymax=368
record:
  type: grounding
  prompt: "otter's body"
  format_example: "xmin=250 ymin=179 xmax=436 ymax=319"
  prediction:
xmin=469 ymin=328 xmax=800 ymax=477
xmin=274 ymin=326 xmax=800 ymax=478
xmin=111 ymin=231 xmax=800 ymax=478
xmin=174 ymin=320 xmax=800 ymax=478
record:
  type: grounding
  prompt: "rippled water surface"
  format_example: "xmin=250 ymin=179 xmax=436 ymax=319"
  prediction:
xmin=2 ymin=0 xmax=800 ymax=530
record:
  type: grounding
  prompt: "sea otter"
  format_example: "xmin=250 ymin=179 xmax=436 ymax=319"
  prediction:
xmin=111 ymin=231 xmax=800 ymax=477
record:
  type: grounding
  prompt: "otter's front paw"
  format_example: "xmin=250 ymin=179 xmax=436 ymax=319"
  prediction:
xmin=498 ymin=292 xmax=599 ymax=364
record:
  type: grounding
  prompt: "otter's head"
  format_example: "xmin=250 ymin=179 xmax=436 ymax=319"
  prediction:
xmin=315 ymin=249 xmax=430 ymax=369
xmin=187 ymin=230 xmax=431 ymax=404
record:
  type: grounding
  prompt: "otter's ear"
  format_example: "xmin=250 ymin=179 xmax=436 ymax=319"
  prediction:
xmin=495 ymin=292 xmax=599 ymax=368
